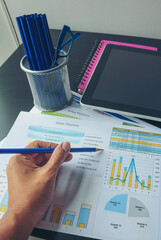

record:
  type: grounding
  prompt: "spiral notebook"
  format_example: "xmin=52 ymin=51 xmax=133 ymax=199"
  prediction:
xmin=77 ymin=40 xmax=157 ymax=94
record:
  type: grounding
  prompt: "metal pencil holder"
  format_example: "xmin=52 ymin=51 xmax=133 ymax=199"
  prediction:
xmin=20 ymin=53 xmax=72 ymax=111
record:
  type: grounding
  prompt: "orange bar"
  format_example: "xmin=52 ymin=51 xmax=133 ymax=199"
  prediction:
xmin=148 ymin=177 xmax=151 ymax=190
xmin=135 ymin=180 xmax=138 ymax=189
xmin=116 ymin=162 xmax=122 ymax=186
xmin=52 ymin=207 xmax=60 ymax=223
xmin=65 ymin=220 xmax=71 ymax=226
xmin=79 ymin=223 xmax=85 ymax=228
xmin=0 ymin=205 xmax=6 ymax=213
xmin=141 ymin=181 xmax=145 ymax=190
xmin=122 ymin=169 xmax=127 ymax=187
xmin=109 ymin=160 xmax=116 ymax=185
xmin=128 ymin=173 xmax=133 ymax=188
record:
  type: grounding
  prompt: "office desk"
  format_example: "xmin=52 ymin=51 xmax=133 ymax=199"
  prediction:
xmin=1 ymin=30 xmax=161 ymax=239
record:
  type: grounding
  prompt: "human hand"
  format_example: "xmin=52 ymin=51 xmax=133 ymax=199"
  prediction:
xmin=6 ymin=140 xmax=72 ymax=227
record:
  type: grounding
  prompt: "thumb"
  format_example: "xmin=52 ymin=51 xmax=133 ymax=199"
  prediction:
xmin=44 ymin=142 xmax=71 ymax=175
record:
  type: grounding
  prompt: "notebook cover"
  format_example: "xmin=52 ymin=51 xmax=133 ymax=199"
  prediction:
xmin=77 ymin=40 xmax=158 ymax=94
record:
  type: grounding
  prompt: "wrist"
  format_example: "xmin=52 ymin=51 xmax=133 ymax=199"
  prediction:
xmin=0 ymin=208 xmax=35 ymax=240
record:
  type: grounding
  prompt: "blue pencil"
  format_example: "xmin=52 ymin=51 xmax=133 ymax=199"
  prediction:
xmin=0 ymin=148 xmax=103 ymax=154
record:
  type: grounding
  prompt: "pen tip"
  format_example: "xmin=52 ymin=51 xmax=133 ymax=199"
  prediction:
xmin=96 ymin=148 xmax=103 ymax=152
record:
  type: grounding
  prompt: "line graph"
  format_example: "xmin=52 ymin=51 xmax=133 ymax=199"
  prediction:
xmin=104 ymin=151 xmax=161 ymax=194
xmin=111 ymin=158 xmax=150 ymax=189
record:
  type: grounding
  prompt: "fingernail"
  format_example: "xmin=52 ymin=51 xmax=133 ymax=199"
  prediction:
xmin=61 ymin=142 xmax=70 ymax=152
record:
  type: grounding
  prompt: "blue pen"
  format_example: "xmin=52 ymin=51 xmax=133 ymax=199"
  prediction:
xmin=26 ymin=15 xmax=43 ymax=70
xmin=20 ymin=15 xmax=38 ymax=70
xmin=0 ymin=148 xmax=103 ymax=154
xmin=31 ymin=14 xmax=47 ymax=70
xmin=40 ymin=14 xmax=54 ymax=64
xmin=16 ymin=17 xmax=33 ymax=70
xmin=42 ymin=14 xmax=55 ymax=59
xmin=33 ymin=14 xmax=47 ymax=70
xmin=35 ymin=14 xmax=51 ymax=68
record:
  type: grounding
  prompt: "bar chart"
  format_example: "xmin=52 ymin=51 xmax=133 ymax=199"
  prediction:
xmin=41 ymin=203 xmax=91 ymax=229
xmin=109 ymin=157 xmax=151 ymax=189
xmin=104 ymin=151 xmax=161 ymax=194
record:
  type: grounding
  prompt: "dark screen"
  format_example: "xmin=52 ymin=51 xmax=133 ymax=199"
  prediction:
xmin=93 ymin=49 xmax=161 ymax=111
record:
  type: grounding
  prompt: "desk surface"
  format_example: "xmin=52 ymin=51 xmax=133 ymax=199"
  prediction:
xmin=1 ymin=30 xmax=161 ymax=239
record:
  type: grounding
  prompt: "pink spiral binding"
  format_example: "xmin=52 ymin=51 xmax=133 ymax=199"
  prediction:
xmin=78 ymin=40 xmax=158 ymax=94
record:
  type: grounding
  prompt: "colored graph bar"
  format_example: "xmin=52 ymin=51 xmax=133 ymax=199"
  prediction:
xmin=63 ymin=210 xmax=76 ymax=226
xmin=116 ymin=157 xmax=122 ymax=186
xmin=41 ymin=206 xmax=50 ymax=221
xmin=49 ymin=205 xmax=63 ymax=223
xmin=0 ymin=205 xmax=6 ymax=213
xmin=77 ymin=204 xmax=91 ymax=228
xmin=141 ymin=181 xmax=145 ymax=190
xmin=0 ymin=191 xmax=8 ymax=213
xmin=122 ymin=167 xmax=127 ymax=187
xmin=148 ymin=176 xmax=151 ymax=190
xmin=109 ymin=159 xmax=116 ymax=185
xmin=110 ymin=157 xmax=151 ymax=190
xmin=128 ymin=164 xmax=133 ymax=188
xmin=135 ymin=180 xmax=138 ymax=189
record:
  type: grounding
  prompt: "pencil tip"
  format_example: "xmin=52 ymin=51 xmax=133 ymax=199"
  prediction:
xmin=96 ymin=148 xmax=103 ymax=152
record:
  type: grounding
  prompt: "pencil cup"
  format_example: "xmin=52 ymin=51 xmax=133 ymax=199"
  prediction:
xmin=20 ymin=53 xmax=72 ymax=111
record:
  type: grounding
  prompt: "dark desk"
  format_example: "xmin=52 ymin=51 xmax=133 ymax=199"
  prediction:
xmin=1 ymin=30 xmax=161 ymax=239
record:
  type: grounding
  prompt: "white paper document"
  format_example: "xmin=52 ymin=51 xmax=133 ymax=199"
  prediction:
xmin=0 ymin=112 xmax=161 ymax=240
xmin=30 ymin=91 xmax=158 ymax=130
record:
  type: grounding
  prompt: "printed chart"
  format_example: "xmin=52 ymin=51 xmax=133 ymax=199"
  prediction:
xmin=110 ymin=127 xmax=161 ymax=154
xmin=93 ymin=191 xmax=159 ymax=240
xmin=104 ymin=151 xmax=161 ymax=194
xmin=42 ymin=203 xmax=91 ymax=229
xmin=37 ymin=170 xmax=101 ymax=236
xmin=105 ymin=194 xmax=149 ymax=217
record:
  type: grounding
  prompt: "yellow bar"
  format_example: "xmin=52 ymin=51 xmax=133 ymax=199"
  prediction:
xmin=128 ymin=173 xmax=133 ymax=187
xmin=79 ymin=223 xmax=85 ymax=228
xmin=113 ymin=128 xmax=161 ymax=137
xmin=135 ymin=180 xmax=138 ymax=189
xmin=109 ymin=160 xmax=116 ymax=185
xmin=116 ymin=162 xmax=122 ymax=186
xmin=65 ymin=220 xmax=71 ymax=226
xmin=122 ymin=170 xmax=127 ymax=186
xmin=52 ymin=207 xmax=60 ymax=223
xmin=141 ymin=182 xmax=145 ymax=190
xmin=111 ymin=137 xmax=161 ymax=148
xmin=148 ymin=178 xmax=151 ymax=190
xmin=0 ymin=205 xmax=6 ymax=213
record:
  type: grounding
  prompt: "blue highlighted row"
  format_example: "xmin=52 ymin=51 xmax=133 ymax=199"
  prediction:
xmin=110 ymin=141 xmax=161 ymax=154
xmin=28 ymin=125 xmax=85 ymax=137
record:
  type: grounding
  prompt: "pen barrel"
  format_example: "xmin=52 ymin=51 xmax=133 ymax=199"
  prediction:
xmin=70 ymin=148 xmax=96 ymax=152
xmin=0 ymin=148 xmax=98 ymax=154
xmin=0 ymin=148 xmax=54 ymax=154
